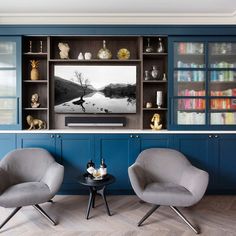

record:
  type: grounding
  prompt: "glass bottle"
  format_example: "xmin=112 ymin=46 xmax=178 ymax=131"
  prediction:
xmin=144 ymin=38 xmax=154 ymax=53
xmin=97 ymin=40 xmax=112 ymax=59
xmin=157 ymin=37 xmax=164 ymax=53
xmin=144 ymin=70 xmax=150 ymax=80
xmin=99 ymin=158 xmax=107 ymax=176
xmin=87 ymin=159 xmax=95 ymax=169
xmin=151 ymin=65 xmax=159 ymax=80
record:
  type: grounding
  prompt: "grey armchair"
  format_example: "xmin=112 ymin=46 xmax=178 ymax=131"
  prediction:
xmin=128 ymin=148 xmax=209 ymax=234
xmin=0 ymin=148 xmax=64 ymax=230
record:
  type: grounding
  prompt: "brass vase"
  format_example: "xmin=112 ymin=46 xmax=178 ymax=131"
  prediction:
xmin=30 ymin=60 xmax=40 ymax=80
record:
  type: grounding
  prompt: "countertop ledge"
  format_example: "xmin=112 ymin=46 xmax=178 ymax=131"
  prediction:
xmin=1 ymin=129 xmax=236 ymax=134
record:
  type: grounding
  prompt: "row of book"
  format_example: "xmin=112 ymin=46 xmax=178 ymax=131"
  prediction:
xmin=178 ymin=99 xmax=205 ymax=110
xmin=176 ymin=61 xmax=204 ymax=68
xmin=211 ymin=70 xmax=235 ymax=81
xmin=177 ymin=112 xmax=205 ymax=125
xmin=211 ymin=112 xmax=236 ymax=125
xmin=177 ymin=71 xmax=205 ymax=82
xmin=177 ymin=111 xmax=236 ymax=125
xmin=178 ymin=89 xmax=205 ymax=96
xmin=210 ymin=88 xmax=236 ymax=96
xmin=211 ymin=99 xmax=236 ymax=110
xmin=177 ymin=43 xmax=204 ymax=55
xmin=210 ymin=62 xmax=236 ymax=68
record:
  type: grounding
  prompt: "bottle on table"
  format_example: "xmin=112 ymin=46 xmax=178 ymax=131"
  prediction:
xmin=99 ymin=158 xmax=107 ymax=177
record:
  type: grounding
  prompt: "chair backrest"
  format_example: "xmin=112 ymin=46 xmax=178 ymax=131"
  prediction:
xmin=0 ymin=148 xmax=55 ymax=184
xmin=136 ymin=148 xmax=191 ymax=185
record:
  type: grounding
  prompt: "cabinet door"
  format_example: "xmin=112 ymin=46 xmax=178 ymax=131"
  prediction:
xmin=215 ymin=135 xmax=236 ymax=190
xmin=173 ymin=134 xmax=215 ymax=189
xmin=0 ymin=37 xmax=21 ymax=130
xmin=56 ymin=134 xmax=94 ymax=193
xmin=169 ymin=37 xmax=206 ymax=130
xmin=0 ymin=134 xmax=16 ymax=160
xmin=95 ymin=134 xmax=131 ymax=192
xmin=16 ymin=133 xmax=56 ymax=155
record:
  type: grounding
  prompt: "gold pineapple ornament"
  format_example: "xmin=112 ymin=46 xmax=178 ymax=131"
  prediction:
xmin=30 ymin=60 xmax=40 ymax=80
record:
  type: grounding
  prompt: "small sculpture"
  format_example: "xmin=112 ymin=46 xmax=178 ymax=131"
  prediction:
xmin=30 ymin=93 xmax=40 ymax=108
xmin=150 ymin=113 xmax=162 ymax=130
xmin=78 ymin=52 xmax=84 ymax=60
xmin=146 ymin=102 xmax=152 ymax=108
xmin=30 ymin=60 xmax=40 ymax=80
xmin=26 ymin=115 xmax=46 ymax=130
xmin=58 ymin=42 xmax=70 ymax=59
xmin=97 ymin=40 xmax=112 ymax=59
xmin=84 ymin=52 xmax=92 ymax=60
xmin=117 ymin=48 xmax=130 ymax=60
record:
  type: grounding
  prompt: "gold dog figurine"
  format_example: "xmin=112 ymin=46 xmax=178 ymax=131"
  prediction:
xmin=150 ymin=113 xmax=162 ymax=130
xmin=26 ymin=115 xmax=46 ymax=130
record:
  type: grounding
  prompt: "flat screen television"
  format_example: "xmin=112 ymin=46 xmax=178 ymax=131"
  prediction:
xmin=54 ymin=65 xmax=137 ymax=114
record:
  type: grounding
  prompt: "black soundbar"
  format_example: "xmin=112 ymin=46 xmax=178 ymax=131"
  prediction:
xmin=65 ymin=117 xmax=126 ymax=127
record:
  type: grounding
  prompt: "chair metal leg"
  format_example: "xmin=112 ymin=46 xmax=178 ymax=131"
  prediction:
xmin=33 ymin=205 xmax=57 ymax=226
xmin=170 ymin=206 xmax=199 ymax=234
xmin=138 ymin=205 xmax=160 ymax=226
xmin=0 ymin=207 xmax=21 ymax=229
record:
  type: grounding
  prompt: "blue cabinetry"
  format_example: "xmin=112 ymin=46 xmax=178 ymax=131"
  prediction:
xmin=55 ymin=134 xmax=94 ymax=193
xmin=0 ymin=134 xmax=16 ymax=159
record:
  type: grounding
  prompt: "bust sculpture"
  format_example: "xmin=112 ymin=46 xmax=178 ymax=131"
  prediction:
xmin=58 ymin=42 xmax=70 ymax=59
xmin=30 ymin=93 xmax=40 ymax=108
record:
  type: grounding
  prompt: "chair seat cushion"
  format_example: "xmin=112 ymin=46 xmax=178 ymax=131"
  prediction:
xmin=142 ymin=182 xmax=194 ymax=207
xmin=0 ymin=182 xmax=51 ymax=208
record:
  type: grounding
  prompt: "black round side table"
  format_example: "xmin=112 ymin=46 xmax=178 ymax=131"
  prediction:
xmin=77 ymin=174 xmax=116 ymax=219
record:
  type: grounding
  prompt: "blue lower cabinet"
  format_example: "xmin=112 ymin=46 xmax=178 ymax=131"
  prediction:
xmin=95 ymin=134 xmax=132 ymax=193
xmin=16 ymin=133 xmax=56 ymax=156
xmin=56 ymin=134 xmax=94 ymax=194
xmin=173 ymin=134 xmax=215 ymax=190
xmin=215 ymin=135 xmax=236 ymax=191
xmin=0 ymin=134 xmax=16 ymax=160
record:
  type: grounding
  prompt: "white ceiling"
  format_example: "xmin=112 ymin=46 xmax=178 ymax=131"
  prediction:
xmin=0 ymin=0 xmax=235 ymax=14
xmin=0 ymin=0 xmax=236 ymax=24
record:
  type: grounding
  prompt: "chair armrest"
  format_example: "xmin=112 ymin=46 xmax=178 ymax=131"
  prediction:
xmin=128 ymin=163 xmax=146 ymax=197
xmin=0 ymin=168 xmax=10 ymax=194
xmin=180 ymin=165 xmax=209 ymax=204
xmin=41 ymin=162 xmax=64 ymax=195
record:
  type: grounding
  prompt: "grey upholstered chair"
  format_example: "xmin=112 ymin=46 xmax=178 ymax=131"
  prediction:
xmin=128 ymin=148 xmax=209 ymax=234
xmin=0 ymin=148 xmax=64 ymax=230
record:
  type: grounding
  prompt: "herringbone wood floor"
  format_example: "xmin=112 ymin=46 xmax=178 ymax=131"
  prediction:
xmin=0 ymin=195 xmax=236 ymax=236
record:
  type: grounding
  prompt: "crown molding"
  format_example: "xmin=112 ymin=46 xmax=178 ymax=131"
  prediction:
xmin=0 ymin=12 xmax=236 ymax=24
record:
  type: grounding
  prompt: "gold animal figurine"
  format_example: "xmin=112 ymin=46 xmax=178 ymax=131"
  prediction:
xmin=150 ymin=113 xmax=162 ymax=130
xmin=26 ymin=115 xmax=46 ymax=130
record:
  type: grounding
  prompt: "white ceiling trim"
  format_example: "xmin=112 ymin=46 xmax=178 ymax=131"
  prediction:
xmin=0 ymin=12 xmax=236 ymax=24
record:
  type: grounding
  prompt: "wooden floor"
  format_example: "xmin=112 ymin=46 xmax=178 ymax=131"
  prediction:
xmin=0 ymin=195 xmax=236 ymax=236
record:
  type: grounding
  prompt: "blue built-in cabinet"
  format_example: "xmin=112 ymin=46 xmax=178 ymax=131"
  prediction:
xmin=1 ymin=132 xmax=233 ymax=194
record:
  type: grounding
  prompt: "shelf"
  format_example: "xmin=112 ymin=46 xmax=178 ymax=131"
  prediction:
xmin=178 ymin=109 xmax=205 ymax=112
xmin=23 ymin=80 xmax=48 ymax=83
xmin=143 ymin=108 xmax=167 ymax=111
xmin=210 ymin=109 xmax=236 ymax=112
xmin=23 ymin=108 xmax=48 ymax=111
xmin=177 ymin=81 xmax=204 ymax=84
xmin=143 ymin=53 xmax=168 ymax=57
xmin=143 ymin=80 xmax=167 ymax=83
xmin=49 ymin=59 xmax=141 ymax=63
xmin=210 ymin=81 xmax=236 ymax=83
xmin=23 ymin=52 xmax=48 ymax=57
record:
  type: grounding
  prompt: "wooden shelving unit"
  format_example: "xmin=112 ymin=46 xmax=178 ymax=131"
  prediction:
xmin=22 ymin=36 xmax=49 ymax=130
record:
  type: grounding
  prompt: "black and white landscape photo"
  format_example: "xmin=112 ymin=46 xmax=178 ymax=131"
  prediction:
xmin=54 ymin=65 xmax=136 ymax=113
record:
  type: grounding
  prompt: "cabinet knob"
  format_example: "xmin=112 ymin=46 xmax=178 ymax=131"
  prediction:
xmin=56 ymin=135 xmax=60 ymax=138
xmin=136 ymin=135 xmax=139 ymax=138
xmin=209 ymin=135 xmax=212 ymax=138
xmin=130 ymin=135 xmax=133 ymax=138
xmin=215 ymin=135 xmax=218 ymax=138
xmin=50 ymin=135 xmax=54 ymax=138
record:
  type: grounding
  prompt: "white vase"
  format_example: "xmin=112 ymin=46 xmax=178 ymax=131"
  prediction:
xmin=85 ymin=52 xmax=92 ymax=60
xmin=78 ymin=52 xmax=84 ymax=60
xmin=156 ymin=91 xmax=163 ymax=108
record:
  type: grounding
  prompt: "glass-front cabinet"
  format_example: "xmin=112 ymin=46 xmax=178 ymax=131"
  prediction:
xmin=0 ymin=37 xmax=21 ymax=129
xmin=169 ymin=37 xmax=236 ymax=129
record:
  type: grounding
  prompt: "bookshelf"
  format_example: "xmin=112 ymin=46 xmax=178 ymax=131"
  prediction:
xmin=170 ymin=38 xmax=236 ymax=129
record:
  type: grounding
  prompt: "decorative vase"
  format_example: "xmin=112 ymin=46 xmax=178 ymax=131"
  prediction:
xmin=84 ymin=52 xmax=92 ymax=60
xmin=78 ymin=52 xmax=84 ymax=60
xmin=156 ymin=91 xmax=163 ymax=109
xmin=97 ymin=40 xmax=112 ymax=59
xmin=151 ymin=65 xmax=159 ymax=80
xmin=157 ymin=38 xmax=164 ymax=53
xmin=30 ymin=60 xmax=39 ymax=80
xmin=144 ymin=38 xmax=154 ymax=53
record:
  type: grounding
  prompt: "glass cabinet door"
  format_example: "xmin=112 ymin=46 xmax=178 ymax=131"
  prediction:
xmin=0 ymin=38 xmax=21 ymax=129
xmin=173 ymin=42 xmax=206 ymax=126
xmin=209 ymin=42 xmax=236 ymax=125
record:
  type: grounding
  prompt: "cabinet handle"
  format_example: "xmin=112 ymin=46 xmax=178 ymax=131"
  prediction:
xmin=136 ymin=135 xmax=139 ymax=138
xmin=56 ymin=135 xmax=60 ymax=138
xmin=50 ymin=135 xmax=54 ymax=138
xmin=130 ymin=135 xmax=133 ymax=138
xmin=215 ymin=135 xmax=218 ymax=138
xmin=209 ymin=135 xmax=212 ymax=138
